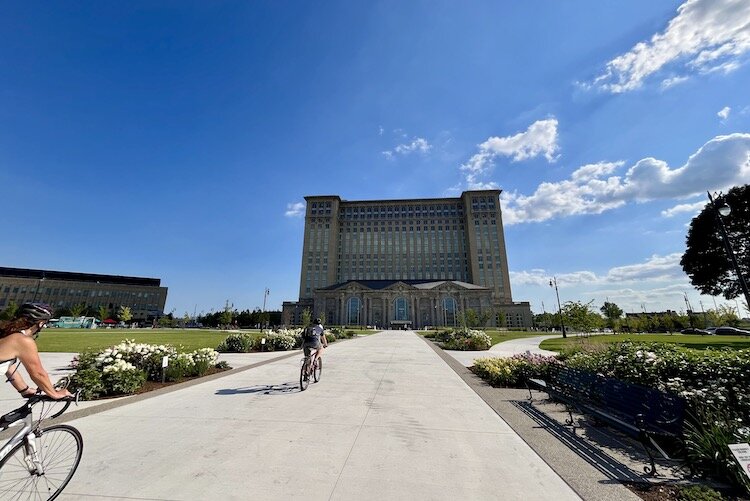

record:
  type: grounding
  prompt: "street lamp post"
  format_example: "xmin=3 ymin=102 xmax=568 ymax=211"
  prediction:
xmin=32 ymin=273 xmax=46 ymax=302
xmin=707 ymin=191 xmax=750 ymax=315
xmin=262 ymin=288 xmax=270 ymax=329
xmin=549 ymin=277 xmax=567 ymax=338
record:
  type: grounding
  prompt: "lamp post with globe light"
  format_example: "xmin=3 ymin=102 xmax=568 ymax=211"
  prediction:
xmin=707 ymin=191 xmax=750 ymax=315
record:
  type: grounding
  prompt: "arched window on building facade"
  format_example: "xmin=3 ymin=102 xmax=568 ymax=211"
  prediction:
xmin=346 ymin=297 xmax=361 ymax=325
xmin=394 ymin=297 xmax=408 ymax=321
xmin=442 ymin=297 xmax=457 ymax=326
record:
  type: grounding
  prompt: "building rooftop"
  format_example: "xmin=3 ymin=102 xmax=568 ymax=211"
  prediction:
xmin=0 ymin=267 xmax=162 ymax=287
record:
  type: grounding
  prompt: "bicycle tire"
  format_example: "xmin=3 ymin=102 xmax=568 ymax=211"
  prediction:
xmin=313 ymin=358 xmax=322 ymax=383
xmin=0 ymin=424 xmax=83 ymax=501
xmin=299 ymin=360 xmax=310 ymax=391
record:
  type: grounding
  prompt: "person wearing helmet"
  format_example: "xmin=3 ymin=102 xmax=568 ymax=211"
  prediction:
xmin=302 ymin=317 xmax=328 ymax=366
xmin=0 ymin=303 xmax=72 ymax=399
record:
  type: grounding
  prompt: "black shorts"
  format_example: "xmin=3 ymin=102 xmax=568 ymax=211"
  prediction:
xmin=302 ymin=340 xmax=322 ymax=356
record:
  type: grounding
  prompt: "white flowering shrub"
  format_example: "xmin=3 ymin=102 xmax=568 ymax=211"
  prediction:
xmin=442 ymin=329 xmax=492 ymax=351
xmin=71 ymin=340 xmax=224 ymax=398
xmin=101 ymin=359 xmax=145 ymax=395
xmin=474 ymin=353 xmax=561 ymax=387
xmin=216 ymin=333 xmax=255 ymax=353
xmin=265 ymin=331 xmax=298 ymax=351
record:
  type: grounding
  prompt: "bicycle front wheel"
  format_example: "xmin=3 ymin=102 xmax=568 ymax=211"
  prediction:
xmin=0 ymin=424 xmax=83 ymax=501
xmin=313 ymin=358 xmax=322 ymax=383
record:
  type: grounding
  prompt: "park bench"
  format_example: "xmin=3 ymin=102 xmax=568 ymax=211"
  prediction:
xmin=526 ymin=366 xmax=686 ymax=476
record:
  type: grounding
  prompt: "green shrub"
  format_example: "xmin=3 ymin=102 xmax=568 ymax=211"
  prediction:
xmin=215 ymin=360 xmax=231 ymax=370
xmin=217 ymin=333 xmax=255 ymax=353
xmin=71 ymin=350 xmax=98 ymax=371
xmin=164 ymin=355 xmax=191 ymax=381
xmin=473 ymin=353 xmax=560 ymax=387
xmin=678 ymin=485 xmax=723 ymax=501
xmin=422 ymin=331 xmax=437 ymax=339
xmin=102 ymin=363 xmax=145 ymax=395
xmin=435 ymin=330 xmax=455 ymax=343
xmin=70 ymin=368 xmax=105 ymax=400
xmin=442 ymin=329 xmax=492 ymax=350
xmin=684 ymin=405 xmax=750 ymax=496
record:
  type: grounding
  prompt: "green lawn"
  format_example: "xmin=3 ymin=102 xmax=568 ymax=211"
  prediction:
xmin=37 ymin=327 xmax=380 ymax=353
xmin=485 ymin=330 xmax=546 ymax=346
xmin=37 ymin=328 xmax=237 ymax=353
xmin=539 ymin=333 xmax=750 ymax=352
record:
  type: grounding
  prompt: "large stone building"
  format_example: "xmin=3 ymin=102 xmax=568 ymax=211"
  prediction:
xmin=0 ymin=267 xmax=168 ymax=321
xmin=282 ymin=190 xmax=532 ymax=329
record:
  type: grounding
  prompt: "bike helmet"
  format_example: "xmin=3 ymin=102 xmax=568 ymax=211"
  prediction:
xmin=18 ymin=303 xmax=54 ymax=322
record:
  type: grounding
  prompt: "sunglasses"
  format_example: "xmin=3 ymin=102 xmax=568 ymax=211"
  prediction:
xmin=31 ymin=321 xmax=48 ymax=339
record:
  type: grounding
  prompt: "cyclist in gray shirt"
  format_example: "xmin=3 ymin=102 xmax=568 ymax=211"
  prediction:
xmin=302 ymin=318 xmax=328 ymax=361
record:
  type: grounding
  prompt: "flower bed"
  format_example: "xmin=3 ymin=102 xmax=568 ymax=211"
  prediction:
xmin=473 ymin=353 xmax=560 ymax=387
xmin=437 ymin=328 xmax=492 ymax=351
xmin=470 ymin=342 xmax=750 ymax=495
xmin=216 ymin=328 xmax=351 ymax=353
xmin=70 ymin=340 xmax=226 ymax=400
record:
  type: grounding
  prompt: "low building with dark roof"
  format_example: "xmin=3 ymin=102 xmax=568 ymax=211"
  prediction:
xmin=0 ymin=267 xmax=168 ymax=322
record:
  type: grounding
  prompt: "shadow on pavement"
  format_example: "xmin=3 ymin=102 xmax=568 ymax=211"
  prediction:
xmin=215 ymin=382 xmax=299 ymax=395
xmin=512 ymin=400 xmax=650 ymax=484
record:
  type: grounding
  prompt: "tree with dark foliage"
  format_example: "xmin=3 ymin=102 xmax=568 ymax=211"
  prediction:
xmin=681 ymin=185 xmax=750 ymax=303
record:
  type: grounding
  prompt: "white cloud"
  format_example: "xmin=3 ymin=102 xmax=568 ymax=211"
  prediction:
xmin=502 ymin=133 xmax=750 ymax=225
xmin=718 ymin=106 xmax=732 ymax=120
xmin=661 ymin=200 xmax=706 ymax=217
xmin=660 ymin=75 xmax=689 ymax=89
xmin=382 ymin=137 xmax=432 ymax=159
xmin=284 ymin=202 xmax=305 ymax=217
xmin=592 ymin=0 xmax=750 ymax=93
xmin=510 ymin=253 xmax=685 ymax=287
xmin=460 ymin=118 xmax=559 ymax=189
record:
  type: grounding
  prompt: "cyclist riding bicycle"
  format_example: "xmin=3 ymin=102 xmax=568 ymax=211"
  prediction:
xmin=0 ymin=302 xmax=72 ymax=400
xmin=302 ymin=318 xmax=328 ymax=365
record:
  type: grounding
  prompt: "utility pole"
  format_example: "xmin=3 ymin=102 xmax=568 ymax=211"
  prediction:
xmin=549 ymin=277 xmax=566 ymax=338
xmin=262 ymin=288 xmax=270 ymax=329
xmin=684 ymin=292 xmax=694 ymax=328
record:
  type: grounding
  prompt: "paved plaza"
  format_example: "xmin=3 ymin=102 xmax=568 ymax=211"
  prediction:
xmin=4 ymin=331 xmax=584 ymax=500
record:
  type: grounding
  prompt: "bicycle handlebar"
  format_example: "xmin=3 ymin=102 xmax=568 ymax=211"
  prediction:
xmin=28 ymin=390 xmax=81 ymax=419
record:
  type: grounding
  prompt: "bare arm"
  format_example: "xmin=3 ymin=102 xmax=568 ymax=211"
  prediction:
xmin=5 ymin=363 xmax=36 ymax=395
xmin=13 ymin=335 xmax=70 ymax=399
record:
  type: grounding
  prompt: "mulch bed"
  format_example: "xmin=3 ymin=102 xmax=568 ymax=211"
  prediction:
xmin=625 ymin=482 xmax=749 ymax=501
xmin=135 ymin=367 xmax=231 ymax=394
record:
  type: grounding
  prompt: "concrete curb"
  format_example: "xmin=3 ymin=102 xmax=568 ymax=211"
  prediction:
xmin=43 ymin=350 xmax=301 ymax=426
xmin=420 ymin=335 xmax=640 ymax=501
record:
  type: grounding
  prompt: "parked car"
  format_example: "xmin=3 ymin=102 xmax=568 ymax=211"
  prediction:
xmin=680 ymin=327 xmax=710 ymax=335
xmin=714 ymin=326 xmax=750 ymax=336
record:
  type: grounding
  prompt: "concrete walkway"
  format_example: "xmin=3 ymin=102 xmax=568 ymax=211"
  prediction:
xmin=53 ymin=331 xmax=578 ymax=500
xmin=446 ymin=335 xmax=560 ymax=367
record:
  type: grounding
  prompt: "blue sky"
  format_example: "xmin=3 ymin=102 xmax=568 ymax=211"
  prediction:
xmin=2 ymin=1 xmax=749 ymax=318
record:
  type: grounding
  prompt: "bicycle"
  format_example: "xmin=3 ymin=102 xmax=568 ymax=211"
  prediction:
xmin=0 ymin=377 xmax=82 ymax=501
xmin=299 ymin=351 xmax=322 ymax=391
